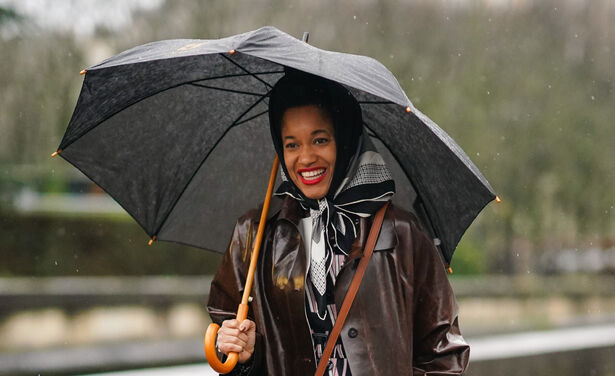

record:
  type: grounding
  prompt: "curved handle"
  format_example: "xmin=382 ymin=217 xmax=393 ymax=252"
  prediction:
xmin=204 ymin=156 xmax=279 ymax=374
xmin=205 ymin=322 xmax=238 ymax=374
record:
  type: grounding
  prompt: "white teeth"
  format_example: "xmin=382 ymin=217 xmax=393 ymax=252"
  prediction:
xmin=300 ymin=169 xmax=325 ymax=179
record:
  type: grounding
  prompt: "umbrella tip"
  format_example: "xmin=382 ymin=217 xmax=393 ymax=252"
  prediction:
xmin=446 ymin=265 xmax=453 ymax=275
xmin=80 ymin=69 xmax=86 ymax=75
xmin=51 ymin=149 xmax=62 ymax=157
xmin=229 ymin=49 xmax=236 ymax=55
xmin=148 ymin=235 xmax=157 ymax=245
xmin=495 ymin=196 xmax=502 ymax=203
xmin=405 ymin=106 xmax=412 ymax=113
xmin=302 ymin=32 xmax=309 ymax=43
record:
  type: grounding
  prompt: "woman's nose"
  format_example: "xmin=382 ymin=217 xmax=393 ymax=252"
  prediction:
xmin=298 ymin=145 xmax=318 ymax=165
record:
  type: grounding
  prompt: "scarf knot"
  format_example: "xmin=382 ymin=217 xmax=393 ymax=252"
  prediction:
xmin=276 ymin=135 xmax=395 ymax=256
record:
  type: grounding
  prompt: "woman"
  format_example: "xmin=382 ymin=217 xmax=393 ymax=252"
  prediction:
xmin=208 ymin=70 xmax=469 ymax=375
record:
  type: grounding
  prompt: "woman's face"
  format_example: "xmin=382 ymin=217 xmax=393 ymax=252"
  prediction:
xmin=281 ymin=105 xmax=337 ymax=200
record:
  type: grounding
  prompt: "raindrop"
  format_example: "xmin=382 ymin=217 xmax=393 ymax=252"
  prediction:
xmin=476 ymin=152 xmax=480 ymax=156
xmin=591 ymin=95 xmax=595 ymax=100
xmin=547 ymin=84 xmax=552 ymax=89
xmin=54 ymin=260 xmax=58 ymax=266
xmin=457 ymin=52 xmax=462 ymax=57
xmin=574 ymin=34 xmax=578 ymax=38
xmin=353 ymin=15 xmax=356 ymax=20
xmin=516 ymin=253 xmax=520 ymax=257
xmin=487 ymin=91 xmax=490 ymax=95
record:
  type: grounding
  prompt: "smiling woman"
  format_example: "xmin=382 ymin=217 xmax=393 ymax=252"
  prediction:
xmin=207 ymin=70 xmax=469 ymax=376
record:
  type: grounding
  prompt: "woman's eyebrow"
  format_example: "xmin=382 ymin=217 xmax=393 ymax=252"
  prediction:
xmin=311 ymin=129 xmax=330 ymax=136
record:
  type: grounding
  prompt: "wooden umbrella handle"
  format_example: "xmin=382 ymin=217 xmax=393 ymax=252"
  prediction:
xmin=205 ymin=155 xmax=280 ymax=374
xmin=204 ymin=304 xmax=248 ymax=374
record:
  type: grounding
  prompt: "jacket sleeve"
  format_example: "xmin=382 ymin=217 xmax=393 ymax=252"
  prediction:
xmin=410 ymin=220 xmax=470 ymax=375
xmin=207 ymin=211 xmax=267 ymax=376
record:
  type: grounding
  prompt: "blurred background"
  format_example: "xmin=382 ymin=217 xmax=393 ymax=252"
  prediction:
xmin=0 ymin=0 xmax=614 ymax=375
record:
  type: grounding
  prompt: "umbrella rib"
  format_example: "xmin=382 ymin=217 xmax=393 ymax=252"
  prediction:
xmin=230 ymin=90 xmax=271 ymax=127
xmin=219 ymin=53 xmax=275 ymax=90
xmin=233 ymin=109 xmax=269 ymax=126
xmin=189 ymin=83 xmax=266 ymax=97
xmin=358 ymin=100 xmax=395 ymax=105
xmin=194 ymin=70 xmax=285 ymax=83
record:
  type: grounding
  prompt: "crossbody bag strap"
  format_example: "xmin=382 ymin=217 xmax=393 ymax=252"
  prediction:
xmin=314 ymin=201 xmax=390 ymax=376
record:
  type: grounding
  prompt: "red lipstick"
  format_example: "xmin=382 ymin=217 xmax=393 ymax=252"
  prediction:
xmin=297 ymin=167 xmax=327 ymax=185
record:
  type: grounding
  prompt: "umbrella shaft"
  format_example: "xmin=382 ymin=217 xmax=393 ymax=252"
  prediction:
xmin=240 ymin=155 xmax=280 ymax=310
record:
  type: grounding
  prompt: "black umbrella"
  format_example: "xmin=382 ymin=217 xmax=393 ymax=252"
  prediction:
xmin=55 ymin=26 xmax=498 ymax=373
xmin=55 ymin=26 xmax=496 ymax=269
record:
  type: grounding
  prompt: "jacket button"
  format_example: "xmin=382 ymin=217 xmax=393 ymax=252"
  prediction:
xmin=347 ymin=327 xmax=358 ymax=338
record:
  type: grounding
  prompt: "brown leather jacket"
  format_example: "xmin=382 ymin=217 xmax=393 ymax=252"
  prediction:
xmin=208 ymin=196 xmax=469 ymax=375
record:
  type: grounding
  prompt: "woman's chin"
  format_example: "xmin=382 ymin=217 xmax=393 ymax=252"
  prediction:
xmin=299 ymin=185 xmax=328 ymax=200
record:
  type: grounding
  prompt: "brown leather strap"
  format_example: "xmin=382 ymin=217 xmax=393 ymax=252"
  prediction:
xmin=314 ymin=201 xmax=390 ymax=376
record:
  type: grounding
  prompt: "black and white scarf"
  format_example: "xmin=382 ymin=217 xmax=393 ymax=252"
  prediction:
xmin=275 ymin=133 xmax=395 ymax=317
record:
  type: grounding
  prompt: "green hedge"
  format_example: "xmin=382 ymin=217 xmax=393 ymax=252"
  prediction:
xmin=0 ymin=210 xmax=223 ymax=276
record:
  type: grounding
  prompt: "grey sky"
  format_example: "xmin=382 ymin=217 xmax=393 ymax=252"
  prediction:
xmin=0 ymin=0 xmax=163 ymax=36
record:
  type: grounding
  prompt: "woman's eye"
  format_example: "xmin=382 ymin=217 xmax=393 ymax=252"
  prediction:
xmin=314 ymin=138 xmax=329 ymax=145
xmin=285 ymin=143 xmax=298 ymax=149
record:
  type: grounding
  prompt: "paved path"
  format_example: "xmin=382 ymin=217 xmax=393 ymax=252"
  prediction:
xmin=467 ymin=323 xmax=615 ymax=361
xmin=89 ymin=364 xmax=216 ymax=376
xmin=88 ymin=323 xmax=615 ymax=375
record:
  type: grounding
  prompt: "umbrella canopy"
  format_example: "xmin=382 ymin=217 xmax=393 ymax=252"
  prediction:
xmin=56 ymin=26 xmax=495 ymax=265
